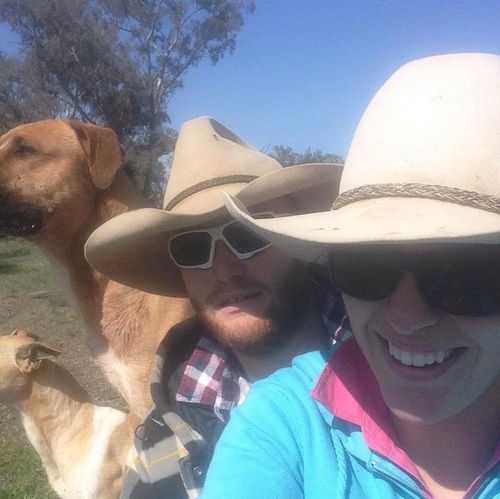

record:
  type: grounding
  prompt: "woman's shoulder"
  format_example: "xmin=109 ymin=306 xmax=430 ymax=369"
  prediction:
xmin=202 ymin=350 xmax=337 ymax=498
xmin=245 ymin=349 xmax=331 ymax=414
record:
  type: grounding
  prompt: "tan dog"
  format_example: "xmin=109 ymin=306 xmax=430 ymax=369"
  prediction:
xmin=0 ymin=330 xmax=137 ymax=499
xmin=0 ymin=119 xmax=193 ymax=418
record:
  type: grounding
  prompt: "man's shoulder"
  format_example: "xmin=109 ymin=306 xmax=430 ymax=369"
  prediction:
xmin=152 ymin=314 xmax=206 ymax=420
xmin=292 ymin=349 xmax=331 ymax=381
xmin=160 ymin=315 xmax=205 ymax=376
xmin=163 ymin=314 xmax=205 ymax=346
xmin=209 ymin=350 xmax=334 ymax=475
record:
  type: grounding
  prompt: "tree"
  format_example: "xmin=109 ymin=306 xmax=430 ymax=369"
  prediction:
xmin=0 ymin=54 xmax=62 ymax=133
xmin=268 ymin=145 xmax=343 ymax=167
xmin=0 ymin=0 xmax=254 ymax=202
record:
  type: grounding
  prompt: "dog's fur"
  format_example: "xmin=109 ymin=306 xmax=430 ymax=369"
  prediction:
xmin=0 ymin=330 xmax=138 ymax=499
xmin=0 ymin=119 xmax=193 ymax=417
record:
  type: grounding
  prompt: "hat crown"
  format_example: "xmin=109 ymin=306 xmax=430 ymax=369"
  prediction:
xmin=163 ymin=116 xmax=281 ymax=212
xmin=342 ymin=53 xmax=500 ymax=198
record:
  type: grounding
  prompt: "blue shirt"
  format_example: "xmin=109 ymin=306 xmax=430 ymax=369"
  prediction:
xmin=202 ymin=340 xmax=500 ymax=498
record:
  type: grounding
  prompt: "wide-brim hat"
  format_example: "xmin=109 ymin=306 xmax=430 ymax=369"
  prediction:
xmin=223 ymin=53 xmax=500 ymax=264
xmin=85 ymin=116 xmax=343 ymax=295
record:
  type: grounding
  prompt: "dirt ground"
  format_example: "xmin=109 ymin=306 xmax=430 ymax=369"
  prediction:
xmin=0 ymin=292 xmax=125 ymax=443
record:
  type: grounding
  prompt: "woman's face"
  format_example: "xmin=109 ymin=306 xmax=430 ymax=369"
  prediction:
xmin=343 ymin=272 xmax=500 ymax=425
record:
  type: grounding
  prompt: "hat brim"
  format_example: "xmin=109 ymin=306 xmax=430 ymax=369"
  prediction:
xmin=85 ymin=163 xmax=343 ymax=296
xmin=223 ymin=195 xmax=500 ymax=264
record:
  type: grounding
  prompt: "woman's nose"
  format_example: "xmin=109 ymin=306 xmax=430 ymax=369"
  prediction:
xmin=385 ymin=272 xmax=441 ymax=335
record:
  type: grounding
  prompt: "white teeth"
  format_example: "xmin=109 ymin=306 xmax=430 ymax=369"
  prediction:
xmin=400 ymin=350 xmax=412 ymax=366
xmin=412 ymin=352 xmax=426 ymax=367
xmin=388 ymin=342 xmax=453 ymax=367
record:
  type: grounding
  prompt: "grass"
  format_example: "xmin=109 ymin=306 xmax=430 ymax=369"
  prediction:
xmin=0 ymin=438 xmax=56 ymax=499
xmin=0 ymin=238 xmax=58 ymax=499
xmin=0 ymin=238 xmax=59 ymax=298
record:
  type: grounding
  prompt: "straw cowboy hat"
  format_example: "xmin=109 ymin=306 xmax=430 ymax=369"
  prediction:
xmin=85 ymin=116 xmax=343 ymax=295
xmin=223 ymin=53 xmax=500 ymax=263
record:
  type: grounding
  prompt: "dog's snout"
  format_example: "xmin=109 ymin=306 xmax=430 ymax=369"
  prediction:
xmin=0 ymin=195 xmax=43 ymax=236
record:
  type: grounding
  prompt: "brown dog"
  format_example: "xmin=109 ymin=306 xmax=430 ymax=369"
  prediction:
xmin=0 ymin=119 xmax=193 ymax=418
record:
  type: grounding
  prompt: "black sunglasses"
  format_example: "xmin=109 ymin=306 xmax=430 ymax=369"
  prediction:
xmin=328 ymin=244 xmax=500 ymax=316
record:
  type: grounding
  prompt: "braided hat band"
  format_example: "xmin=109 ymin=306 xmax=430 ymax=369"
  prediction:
xmin=331 ymin=183 xmax=500 ymax=215
xmin=165 ymin=175 xmax=258 ymax=211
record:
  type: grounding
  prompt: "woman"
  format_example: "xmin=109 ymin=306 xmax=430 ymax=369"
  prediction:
xmin=202 ymin=53 xmax=500 ymax=498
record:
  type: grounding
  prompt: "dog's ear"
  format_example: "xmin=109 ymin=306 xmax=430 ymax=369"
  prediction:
xmin=10 ymin=329 xmax=40 ymax=341
xmin=15 ymin=342 xmax=62 ymax=373
xmin=67 ymin=120 xmax=122 ymax=190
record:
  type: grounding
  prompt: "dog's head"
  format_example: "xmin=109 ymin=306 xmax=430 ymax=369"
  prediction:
xmin=0 ymin=119 xmax=121 ymax=244
xmin=0 ymin=329 xmax=62 ymax=404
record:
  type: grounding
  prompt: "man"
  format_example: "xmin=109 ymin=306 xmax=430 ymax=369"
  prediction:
xmin=204 ymin=53 xmax=500 ymax=498
xmin=85 ymin=116 xmax=347 ymax=498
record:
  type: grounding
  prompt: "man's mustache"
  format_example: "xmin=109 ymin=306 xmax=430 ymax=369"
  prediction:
xmin=206 ymin=278 xmax=269 ymax=308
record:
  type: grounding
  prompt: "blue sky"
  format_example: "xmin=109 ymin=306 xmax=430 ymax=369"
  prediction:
xmin=2 ymin=1 xmax=500 ymax=158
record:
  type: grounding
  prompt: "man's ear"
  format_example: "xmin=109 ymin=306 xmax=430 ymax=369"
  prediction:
xmin=15 ymin=342 xmax=62 ymax=373
xmin=66 ymin=120 xmax=122 ymax=190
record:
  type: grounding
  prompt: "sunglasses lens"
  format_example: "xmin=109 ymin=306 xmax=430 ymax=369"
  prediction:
xmin=330 ymin=245 xmax=500 ymax=316
xmin=223 ymin=222 xmax=270 ymax=255
xmin=421 ymin=248 xmax=500 ymax=316
xmin=169 ymin=232 xmax=212 ymax=267
xmin=328 ymin=248 xmax=402 ymax=300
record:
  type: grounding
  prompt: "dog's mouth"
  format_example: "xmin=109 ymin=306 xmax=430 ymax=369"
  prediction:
xmin=0 ymin=204 xmax=43 ymax=236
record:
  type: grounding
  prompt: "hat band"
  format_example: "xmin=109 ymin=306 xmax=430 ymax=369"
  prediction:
xmin=332 ymin=183 xmax=500 ymax=214
xmin=165 ymin=175 xmax=258 ymax=211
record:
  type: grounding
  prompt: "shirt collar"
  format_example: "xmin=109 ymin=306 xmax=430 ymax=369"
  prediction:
xmin=175 ymin=334 xmax=249 ymax=422
xmin=312 ymin=338 xmax=419 ymax=477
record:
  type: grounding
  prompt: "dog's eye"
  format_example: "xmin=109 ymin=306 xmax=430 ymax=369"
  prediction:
xmin=14 ymin=142 xmax=38 ymax=156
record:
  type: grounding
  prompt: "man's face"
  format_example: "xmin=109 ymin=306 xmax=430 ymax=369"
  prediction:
xmin=180 ymin=198 xmax=309 ymax=355
xmin=343 ymin=272 xmax=500 ymax=425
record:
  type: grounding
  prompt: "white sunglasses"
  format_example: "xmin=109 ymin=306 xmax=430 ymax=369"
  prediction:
xmin=168 ymin=213 xmax=275 ymax=269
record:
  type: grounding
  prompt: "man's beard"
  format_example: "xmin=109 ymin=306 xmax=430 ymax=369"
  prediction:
xmin=193 ymin=262 xmax=311 ymax=356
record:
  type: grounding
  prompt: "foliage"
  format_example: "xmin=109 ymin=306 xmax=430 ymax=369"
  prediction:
xmin=0 ymin=54 xmax=62 ymax=132
xmin=268 ymin=144 xmax=343 ymax=167
xmin=0 ymin=0 xmax=254 ymax=202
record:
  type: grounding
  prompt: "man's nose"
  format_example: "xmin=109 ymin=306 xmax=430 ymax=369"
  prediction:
xmin=211 ymin=240 xmax=245 ymax=281
xmin=385 ymin=272 xmax=440 ymax=335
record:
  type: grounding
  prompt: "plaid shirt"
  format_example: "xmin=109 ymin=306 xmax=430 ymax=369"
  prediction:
xmin=176 ymin=285 xmax=350 ymax=423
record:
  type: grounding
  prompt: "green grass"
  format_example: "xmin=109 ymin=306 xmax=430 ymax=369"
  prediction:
xmin=0 ymin=438 xmax=56 ymax=499
xmin=0 ymin=238 xmax=58 ymax=298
